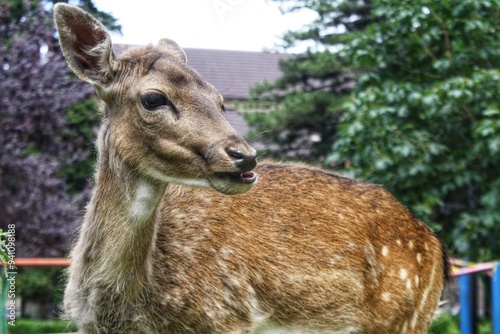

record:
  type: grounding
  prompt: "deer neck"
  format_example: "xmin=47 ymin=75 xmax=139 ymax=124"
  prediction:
xmin=71 ymin=138 xmax=166 ymax=299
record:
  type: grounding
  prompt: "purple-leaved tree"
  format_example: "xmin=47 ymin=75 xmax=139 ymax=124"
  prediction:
xmin=0 ymin=3 xmax=93 ymax=256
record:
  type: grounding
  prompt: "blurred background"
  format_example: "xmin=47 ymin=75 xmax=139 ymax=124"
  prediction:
xmin=0 ymin=0 xmax=499 ymax=333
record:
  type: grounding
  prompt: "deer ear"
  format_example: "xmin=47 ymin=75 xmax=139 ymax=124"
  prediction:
xmin=156 ymin=39 xmax=187 ymax=63
xmin=54 ymin=3 xmax=117 ymax=86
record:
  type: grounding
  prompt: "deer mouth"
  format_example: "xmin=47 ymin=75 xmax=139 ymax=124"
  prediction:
xmin=209 ymin=171 xmax=258 ymax=195
xmin=215 ymin=171 xmax=258 ymax=185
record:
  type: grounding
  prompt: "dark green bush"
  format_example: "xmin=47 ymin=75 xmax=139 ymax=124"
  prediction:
xmin=429 ymin=314 xmax=492 ymax=334
xmin=17 ymin=267 xmax=65 ymax=304
xmin=430 ymin=314 xmax=460 ymax=334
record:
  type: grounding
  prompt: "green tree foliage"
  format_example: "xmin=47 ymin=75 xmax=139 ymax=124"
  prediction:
xmin=0 ymin=1 xmax=116 ymax=256
xmin=3 ymin=0 xmax=121 ymax=33
xmin=249 ymin=0 xmax=499 ymax=261
xmin=330 ymin=0 xmax=500 ymax=260
xmin=245 ymin=0 xmax=372 ymax=163
xmin=61 ymin=98 xmax=99 ymax=194
xmin=68 ymin=0 xmax=121 ymax=33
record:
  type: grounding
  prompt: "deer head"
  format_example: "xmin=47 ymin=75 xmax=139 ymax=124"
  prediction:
xmin=54 ymin=4 xmax=257 ymax=195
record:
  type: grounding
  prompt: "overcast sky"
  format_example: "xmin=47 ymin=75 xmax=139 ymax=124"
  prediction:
xmin=91 ymin=0 xmax=316 ymax=52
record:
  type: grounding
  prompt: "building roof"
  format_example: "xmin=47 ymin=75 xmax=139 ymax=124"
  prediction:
xmin=114 ymin=44 xmax=293 ymax=100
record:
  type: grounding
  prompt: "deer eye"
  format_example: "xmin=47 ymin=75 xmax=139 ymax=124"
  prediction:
xmin=141 ymin=93 xmax=170 ymax=110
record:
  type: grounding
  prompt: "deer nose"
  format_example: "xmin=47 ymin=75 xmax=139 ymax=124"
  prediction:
xmin=227 ymin=148 xmax=257 ymax=171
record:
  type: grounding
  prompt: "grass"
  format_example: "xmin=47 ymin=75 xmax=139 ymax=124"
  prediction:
xmin=8 ymin=318 xmax=76 ymax=334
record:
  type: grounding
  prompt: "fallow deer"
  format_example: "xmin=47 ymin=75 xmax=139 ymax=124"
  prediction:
xmin=54 ymin=4 xmax=449 ymax=334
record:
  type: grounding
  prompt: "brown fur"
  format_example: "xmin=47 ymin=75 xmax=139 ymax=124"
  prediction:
xmin=54 ymin=4 xmax=448 ymax=334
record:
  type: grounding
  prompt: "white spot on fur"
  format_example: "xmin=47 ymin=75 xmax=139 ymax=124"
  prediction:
xmin=384 ymin=316 xmax=394 ymax=328
xmin=381 ymin=246 xmax=389 ymax=256
xmin=246 ymin=286 xmax=270 ymax=324
xmin=420 ymin=288 xmax=430 ymax=308
xmin=400 ymin=268 xmax=408 ymax=279
xmin=406 ymin=279 xmax=412 ymax=289
xmin=413 ymin=263 xmax=437 ymax=328
xmin=200 ymin=195 xmax=212 ymax=204
xmin=182 ymin=245 xmax=194 ymax=259
xmin=381 ymin=292 xmax=391 ymax=302
xmin=401 ymin=321 xmax=408 ymax=333
xmin=129 ymin=180 xmax=157 ymax=222
xmin=220 ymin=246 xmax=233 ymax=259
xmin=417 ymin=253 xmax=422 ymax=263
xmin=329 ymin=254 xmax=342 ymax=266
xmin=411 ymin=311 xmax=419 ymax=329
xmin=415 ymin=275 xmax=420 ymax=287
xmin=396 ymin=239 xmax=402 ymax=246
xmin=408 ymin=240 xmax=414 ymax=249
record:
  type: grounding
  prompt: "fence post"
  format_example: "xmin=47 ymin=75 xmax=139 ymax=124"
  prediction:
xmin=459 ymin=272 xmax=478 ymax=334
xmin=493 ymin=263 xmax=500 ymax=334
xmin=1 ymin=274 xmax=7 ymax=334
